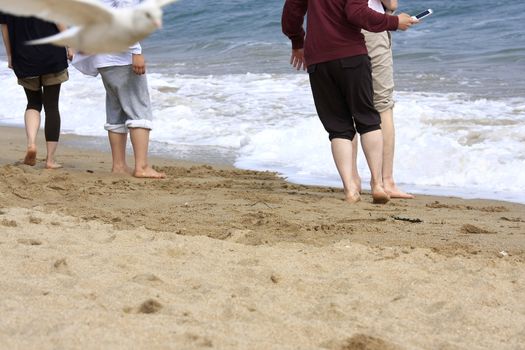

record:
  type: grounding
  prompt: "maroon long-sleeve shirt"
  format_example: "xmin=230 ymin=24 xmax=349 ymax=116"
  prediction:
xmin=282 ymin=0 xmax=399 ymax=66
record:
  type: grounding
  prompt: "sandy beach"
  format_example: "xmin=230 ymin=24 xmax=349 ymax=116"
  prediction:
xmin=0 ymin=125 xmax=524 ymax=349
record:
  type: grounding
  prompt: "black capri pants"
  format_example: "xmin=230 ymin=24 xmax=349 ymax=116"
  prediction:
xmin=24 ymin=84 xmax=62 ymax=142
xmin=308 ymin=54 xmax=381 ymax=141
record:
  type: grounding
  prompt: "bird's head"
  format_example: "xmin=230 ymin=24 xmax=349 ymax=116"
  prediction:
xmin=133 ymin=3 xmax=163 ymax=32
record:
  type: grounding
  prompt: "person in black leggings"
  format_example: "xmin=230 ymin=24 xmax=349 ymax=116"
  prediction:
xmin=0 ymin=13 xmax=70 ymax=168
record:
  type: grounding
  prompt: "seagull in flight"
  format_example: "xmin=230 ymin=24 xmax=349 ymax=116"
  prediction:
xmin=0 ymin=0 xmax=179 ymax=53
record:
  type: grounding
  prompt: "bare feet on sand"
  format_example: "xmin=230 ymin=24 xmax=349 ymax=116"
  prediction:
xmin=385 ymin=184 xmax=415 ymax=199
xmin=134 ymin=166 xmax=166 ymax=179
xmin=112 ymin=166 xmax=134 ymax=176
xmin=45 ymin=161 xmax=63 ymax=169
xmin=371 ymin=183 xmax=390 ymax=204
xmin=344 ymin=191 xmax=361 ymax=204
xmin=23 ymin=146 xmax=37 ymax=166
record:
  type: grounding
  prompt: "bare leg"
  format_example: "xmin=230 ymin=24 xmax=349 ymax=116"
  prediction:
xmin=380 ymin=109 xmax=414 ymax=198
xmin=108 ymin=131 xmax=133 ymax=175
xmin=351 ymin=136 xmax=362 ymax=193
xmin=331 ymin=138 xmax=361 ymax=203
xmin=129 ymin=127 xmax=165 ymax=179
xmin=23 ymin=109 xmax=40 ymax=166
xmin=360 ymin=129 xmax=390 ymax=204
xmin=45 ymin=141 xmax=62 ymax=169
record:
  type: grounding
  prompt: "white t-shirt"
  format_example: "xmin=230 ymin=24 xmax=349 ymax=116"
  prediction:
xmin=92 ymin=0 xmax=142 ymax=70
xmin=72 ymin=0 xmax=143 ymax=76
xmin=368 ymin=0 xmax=385 ymax=14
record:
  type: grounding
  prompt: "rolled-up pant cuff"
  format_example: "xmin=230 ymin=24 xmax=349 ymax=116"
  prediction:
xmin=126 ymin=119 xmax=153 ymax=130
xmin=104 ymin=123 xmax=128 ymax=134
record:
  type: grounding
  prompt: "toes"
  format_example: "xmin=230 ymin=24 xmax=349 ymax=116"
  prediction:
xmin=134 ymin=170 xmax=166 ymax=179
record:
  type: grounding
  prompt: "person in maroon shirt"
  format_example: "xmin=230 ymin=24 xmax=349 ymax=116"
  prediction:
xmin=282 ymin=0 xmax=417 ymax=204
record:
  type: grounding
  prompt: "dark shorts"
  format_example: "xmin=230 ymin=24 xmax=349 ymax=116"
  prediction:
xmin=308 ymin=55 xmax=381 ymax=141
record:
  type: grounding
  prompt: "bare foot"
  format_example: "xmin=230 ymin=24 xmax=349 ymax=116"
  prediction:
xmin=45 ymin=161 xmax=63 ymax=169
xmin=134 ymin=166 xmax=166 ymax=179
xmin=385 ymin=186 xmax=415 ymax=199
xmin=371 ymin=185 xmax=390 ymax=204
xmin=23 ymin=146 xmax=37 ymax=166
xmin=112 ymin=165 xmax=134 ymax=176
xmin=344 ymin=192 xmax=361 ymax=204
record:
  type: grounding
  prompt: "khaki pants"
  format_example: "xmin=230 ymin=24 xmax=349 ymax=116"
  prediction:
xmin=18 ymin=69 xmax=69 ymax=91
xmin=362 ymin=30 xmax=395 ymax=113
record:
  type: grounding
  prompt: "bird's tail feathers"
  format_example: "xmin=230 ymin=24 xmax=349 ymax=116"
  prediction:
xmin=26 ymin=27 xmax=80 ymax=48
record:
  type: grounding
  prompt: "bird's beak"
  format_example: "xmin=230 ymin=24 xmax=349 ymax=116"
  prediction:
xmin=155 ymin=19 xmax=162 ymax=29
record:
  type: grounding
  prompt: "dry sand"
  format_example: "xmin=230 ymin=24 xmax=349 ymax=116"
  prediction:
xmin=0 ymin=126 xmax=524 ymax=349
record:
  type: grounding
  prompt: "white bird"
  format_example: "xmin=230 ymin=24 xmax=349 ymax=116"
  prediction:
xmin=0 ymin=0 xmax=179 ymax=53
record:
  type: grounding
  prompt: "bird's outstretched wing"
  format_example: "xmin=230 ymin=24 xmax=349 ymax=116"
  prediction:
xmin=27 ymin=26 xmax=80 ymax=45
xmin=154 ymin=0 xmax=180 ymax=8
xmin=0 ymin=0 xmax=115 ymax=27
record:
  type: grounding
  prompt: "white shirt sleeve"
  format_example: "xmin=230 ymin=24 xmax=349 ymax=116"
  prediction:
xmin=71 ymin=53 xmax=99 ymax=77
xmin=368 ymin=0 xmax=386 ymax=14
xmin=129 ymin=42 xmax=142 ymax=55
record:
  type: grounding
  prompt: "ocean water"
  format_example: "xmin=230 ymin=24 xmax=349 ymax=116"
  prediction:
xmin=0 ymin=0 xmax=524 ymax=203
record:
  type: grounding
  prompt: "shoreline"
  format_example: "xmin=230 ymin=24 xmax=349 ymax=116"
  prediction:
xmin=2 ymin=123 xmax=523 ymax=205
xmin=1 ymin=124 xmax=524 ymax=255
xmin=1 ymin=125 xmax=525 ymax=349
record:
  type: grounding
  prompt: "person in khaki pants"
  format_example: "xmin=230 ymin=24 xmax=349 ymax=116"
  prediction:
xmin=352 ymin=0 xmax=415 ymax=199
xmin=282 ymin=0 xmax=417 ymax=204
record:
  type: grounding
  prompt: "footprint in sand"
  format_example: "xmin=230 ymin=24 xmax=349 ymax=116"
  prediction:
xmin=2 ymin=219 xmax=17 ymax=227
xmin=322 ymin=333 xmax=400 ymax=350
xmin=29 ymin=216 xmax=43 ymax=224
xmin=124 ymin=299 xmax=163 ymax=314
xmin=224 ymin=229 xmax=253 ymax=243
xmin=181 ymin=333 xmax=213 ymax=348
xmin=460 ymin=224 xmax=493 ymax=234
xmin=131 ymin=273 xmax=163 ymax=285
xmin=270 ymin=274 xmax=281 ymax=284
xmin=17 ymin=238 xmax=42 ymax=246
xmin=53 ymin=258 xmax=74 ymax=276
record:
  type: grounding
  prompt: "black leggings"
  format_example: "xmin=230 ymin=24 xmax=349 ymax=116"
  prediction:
xmin=24 ymin=84 xmax=62 ymax=142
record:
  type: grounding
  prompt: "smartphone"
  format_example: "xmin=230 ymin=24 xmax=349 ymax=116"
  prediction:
xmin=413 ymin=9 xmax=433 ymax=20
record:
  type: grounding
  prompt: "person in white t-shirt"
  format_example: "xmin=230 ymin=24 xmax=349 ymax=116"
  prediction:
xmin=73 ymin=0 xmax=165 ymax=178
xmin=353 ymin=0 xmax=414 ymax=198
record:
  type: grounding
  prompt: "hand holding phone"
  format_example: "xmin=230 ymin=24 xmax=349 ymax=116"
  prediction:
xmin=412 ymin=9 xmax=433 ymax=20
xmin=397 ymin=13 xmax=419 ymax=31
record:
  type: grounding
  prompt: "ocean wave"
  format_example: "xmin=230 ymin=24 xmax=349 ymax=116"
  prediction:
xmin=0 ymin=25 xmax=524 ymax=203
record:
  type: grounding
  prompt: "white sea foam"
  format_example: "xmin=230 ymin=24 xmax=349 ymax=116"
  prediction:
xmin=0 ymin=63 xmax=523 ymax=203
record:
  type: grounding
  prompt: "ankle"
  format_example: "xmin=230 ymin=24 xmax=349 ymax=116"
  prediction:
xmin=370 ymin=179 xmax=384 ymax=189
xmin=382 ymin=176 xmax=395 ymax=187
xmin=112 ymin=163 xmax=129 ymax=171
xmin=135 ymin=163 xmax=151 ymax=171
